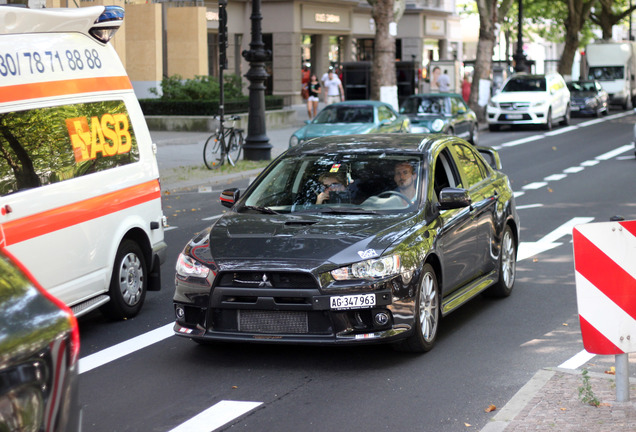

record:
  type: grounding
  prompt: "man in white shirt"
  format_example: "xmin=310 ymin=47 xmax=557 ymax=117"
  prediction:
xmin=323 ymin=70 xmax=344 ymax=105
xmin=437 ymin=69 xmax=451 ymax=92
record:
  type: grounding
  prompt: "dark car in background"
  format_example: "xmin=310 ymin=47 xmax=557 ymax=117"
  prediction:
xmin=289 ymin=100 xmax=410 ymax=147
xmin=399 ymin=93 xmax=479 ymax=145
xmin=567 ymin=80 xmax=609 ymax=117
xmin=0 ymin=248 xmax=80 ymax=432
xmin=173 ymin=134 xmax=519 ymax=353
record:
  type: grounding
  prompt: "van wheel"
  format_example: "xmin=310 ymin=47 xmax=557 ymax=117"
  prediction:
xmin=101 ymin=240 xmax=147 ymax=320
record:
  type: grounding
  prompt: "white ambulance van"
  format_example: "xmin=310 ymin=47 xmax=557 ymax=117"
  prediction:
xmin=0 ymin=5 xmax=167 ymax=319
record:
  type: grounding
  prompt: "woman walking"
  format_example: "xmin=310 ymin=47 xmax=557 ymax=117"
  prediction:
xmin=307 ymin=74 xmax=321 ymax=119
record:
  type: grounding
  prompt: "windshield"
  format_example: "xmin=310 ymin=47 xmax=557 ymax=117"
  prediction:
xmin=567 ymin=81 xmax=597 ymax=92
xmin=242 ymin=153 xmax=424 ymax=214
xmin=589 ymin=66 xmax=624 ymax=81
xmin=312 ymin=105 xmax=374 ymax=124
xmin=502 ymin=77 xmax=547 ymax=92
xmin=400 ymin=97 xmax=449 ymax=115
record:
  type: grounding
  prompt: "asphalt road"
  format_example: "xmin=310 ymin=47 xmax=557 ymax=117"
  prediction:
xmin=77 ymin=110 xmax=636 ymax=432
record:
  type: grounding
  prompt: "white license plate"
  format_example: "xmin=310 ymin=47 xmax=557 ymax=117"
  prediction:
xmin=571 ymin=106 xmax=580 ymax=111
xmin=506 ymin=114 xmax=523 ymax=120
xmin=330 ymin=294 xmax=375 ymax=310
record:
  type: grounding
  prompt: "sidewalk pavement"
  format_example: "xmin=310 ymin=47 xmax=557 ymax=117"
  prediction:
xmin=151 ymin=105 xmax=636 ymax=432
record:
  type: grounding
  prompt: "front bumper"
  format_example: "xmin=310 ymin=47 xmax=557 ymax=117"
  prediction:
xmin=173 ymin=270 xmax=416 ymax=345
xmin=486 ymin=105 xmax=548 ymax=125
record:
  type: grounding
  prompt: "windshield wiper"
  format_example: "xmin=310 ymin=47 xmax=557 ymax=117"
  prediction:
xmin=242 ymin=205 xmax=280 ymax=215
xmin=315 ymin=207 xmax=379 ymax=215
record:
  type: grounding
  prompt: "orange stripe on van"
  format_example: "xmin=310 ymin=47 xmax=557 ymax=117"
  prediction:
xmin=0 ymin=76 xmax=133 ymax=103
xmin=2 ymin=180 xmax=161 ymax=246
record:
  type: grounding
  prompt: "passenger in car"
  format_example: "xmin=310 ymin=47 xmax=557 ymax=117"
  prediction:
xmin=393 ymin=161 xmax=418 ymax=202
xmin=316 ymin=171 xmax=347 ymax=204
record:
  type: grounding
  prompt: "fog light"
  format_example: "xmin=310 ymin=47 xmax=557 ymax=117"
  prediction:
xmin=175 ymin=306 xmax=185 ymax=319
xmin=374 ymin=311 xmax=390 ymax=326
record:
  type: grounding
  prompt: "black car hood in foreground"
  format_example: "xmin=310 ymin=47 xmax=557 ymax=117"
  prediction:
xmin=202 ymin=212 xmax=418 ymax=271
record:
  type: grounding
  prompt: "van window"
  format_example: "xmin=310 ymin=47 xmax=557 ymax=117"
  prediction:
xmin=0 ymin=101 xmax=139 ymax=196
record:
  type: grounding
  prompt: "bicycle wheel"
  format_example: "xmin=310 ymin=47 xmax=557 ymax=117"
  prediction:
xmin=227 ymin=129 xmax=243 ymax=165
xmin=203 ymin=134 xmax=225 ymax=170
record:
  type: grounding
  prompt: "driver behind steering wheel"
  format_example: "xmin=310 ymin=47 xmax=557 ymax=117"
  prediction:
xmin=393 ymin=161 xmax=418 ymax=203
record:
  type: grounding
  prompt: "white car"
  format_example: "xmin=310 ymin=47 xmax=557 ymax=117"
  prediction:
xmin=487 ymin=73 xmax=571 ymax=131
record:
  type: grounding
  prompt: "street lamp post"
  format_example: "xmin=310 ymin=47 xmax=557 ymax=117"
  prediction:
xmin=513 ymin=0 xmax=527 ymax=72
xmin=241 ymin=0 xmax=272 ymax=160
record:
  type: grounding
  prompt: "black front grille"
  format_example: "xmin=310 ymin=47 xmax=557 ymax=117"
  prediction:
xmin=218 ymin=272 xmax=318 ymax=289
xmin=238 ymin=310 xmax=309 ymax=333
xmin=500 ymin=102 xmax=530 ymax=110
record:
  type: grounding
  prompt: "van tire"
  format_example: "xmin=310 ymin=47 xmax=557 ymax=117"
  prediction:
xmin=101 ymin=240 xmax=147 ymax=320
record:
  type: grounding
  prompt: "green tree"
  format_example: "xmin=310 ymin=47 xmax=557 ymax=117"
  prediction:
xmin=590 ymin=0 xmax=636 ymax=40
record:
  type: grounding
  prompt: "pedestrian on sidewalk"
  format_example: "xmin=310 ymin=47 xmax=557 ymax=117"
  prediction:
xmin=306 ymin=74 xmax=321 ymax=119
xmin=323 ymin=69 xmax=344 ymax=105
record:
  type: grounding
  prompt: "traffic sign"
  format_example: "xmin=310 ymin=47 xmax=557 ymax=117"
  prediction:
xmin=573 ymin=220 xmax=636 ymax=355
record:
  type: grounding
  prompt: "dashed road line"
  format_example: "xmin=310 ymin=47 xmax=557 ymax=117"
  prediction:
xmin=168 ymin=401 xmax=263 ymax=432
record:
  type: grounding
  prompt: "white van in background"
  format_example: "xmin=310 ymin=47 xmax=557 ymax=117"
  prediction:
xmin=0 ymin=5 xmax=167 ymax=319
xmin=586 ymin=41 xmax=636 ymax=109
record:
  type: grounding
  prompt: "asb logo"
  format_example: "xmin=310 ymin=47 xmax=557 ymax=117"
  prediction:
xmin=66 ymin=113 xmax=132 ymax=162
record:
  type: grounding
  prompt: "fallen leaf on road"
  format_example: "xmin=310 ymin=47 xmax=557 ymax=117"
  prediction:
xmin=548 ymin=188 xmax=553 ymax=193
xmin=464 ymin=423 xmax=471 ymax=427
xmin=232 ymin=386 xmax=238 ymax=389
xmin=605 ymin=367 xmax=615 ymax=375
xmin=560 ymin=407 xmax=567 ymax=411
xmin=600 ymin=402 xmax=611 ymax=407
xmin=533 ymin=258 xmax=539 ymax=262
xmin=562 ymin=323 xmax=568 ymax=326
xmin=485 ymin=404 xmax=496 ymax=413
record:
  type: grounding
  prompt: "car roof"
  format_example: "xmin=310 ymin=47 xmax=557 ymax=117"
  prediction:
xmin=285 ymin=133 xmax=448 ymax=156
xmin=325 ymin=100 xmax=389 ymax=107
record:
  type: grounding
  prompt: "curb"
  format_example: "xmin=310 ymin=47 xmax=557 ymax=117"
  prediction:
xmin=480 ymin=369 xmax=555 ymax=432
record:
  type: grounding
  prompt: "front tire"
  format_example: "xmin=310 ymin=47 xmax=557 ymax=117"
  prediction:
xmin=486 ymin=225 xmax=517 ymax=297
xmin=543 ymin=108 xmax=553 ymax=131
xmin=101 ymin=240 xmax=147 ymax=319
xmin=203 ymin=134 xmax=224 ymax=170
xmin=395 ymin=263 xmax=440 ymax=353
xmin=468 ymin=124 xmax=479 ymax=145
xmin=560 ymin=104 xmax=570 ymax=126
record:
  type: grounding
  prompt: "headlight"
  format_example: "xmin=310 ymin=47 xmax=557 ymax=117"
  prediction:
xmin=532 ymin=100 xmax=546 ymax=107
xmin=431 ymin=119 xmax=444 ymax=132
xmin=289 ymin=135 xmax=299 ymax=147
xmin=411 ymin=125 xmax=431 ymax=133
xmin=176 ymin=253 xmax=210 ymax=278
xmin=331 ymin=255 xmax=401 ymax=281
xmin=488 ymin=100 xmax=498 ymax=108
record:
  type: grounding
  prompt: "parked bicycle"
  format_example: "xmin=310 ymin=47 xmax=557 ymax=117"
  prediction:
xmin=203 ymin=115 xmax=244 ymax=169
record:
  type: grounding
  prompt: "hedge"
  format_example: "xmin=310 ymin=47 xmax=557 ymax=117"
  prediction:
xmin=139 ymin=96 xmax=285 ymax=116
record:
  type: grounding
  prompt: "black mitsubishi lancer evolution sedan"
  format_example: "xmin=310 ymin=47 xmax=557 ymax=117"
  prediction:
xmin=173 ymin=134 xmax=519 ymax=352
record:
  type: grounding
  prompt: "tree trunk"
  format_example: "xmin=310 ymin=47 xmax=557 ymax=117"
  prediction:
xmin=370 ymin=0 xmax=396 ymax=101
xmin=558 ymin=0 xmax=595 ymax=77
xmin=469 ymin=0 xmax=498 ymax=122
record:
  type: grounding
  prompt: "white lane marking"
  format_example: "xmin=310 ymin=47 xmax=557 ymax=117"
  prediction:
xmin=559 ymin=350 xmax=596 ymax=370
xmin=618 ymin=155 xmax=634 ymax=160
xmin=202 ymin=214 xmax=223 ymax=221
xmin=513 ymin=191 xmax=525 ymax=198
xmin=580 ymin=160 xmax=600 ymax=167
xmin=563 ymin=166 xmax=584 ymax=173
xmin=516 ymin=203 xmax=543 ymax=210
xmin=596 ymin=144 xmax=632 ymax=160
xmin=517 ymin=217 xmax=594 ymax=262
xmin=78 ymin=323 xmax=174 ymax=374
xmin=168 ymin=401 xmax=262 ymax=432
xmin=164 ymin=226 xmax=178 ymax=232
xmin=545 ymin=126 xmax=578 ymax=136
xmin=501 ymin=135 xmax=543 ymax=148
xmin=544 ymin=173 xmax=567 ymax=181
xmin=522 ymin=182 xmax=547 ymax=190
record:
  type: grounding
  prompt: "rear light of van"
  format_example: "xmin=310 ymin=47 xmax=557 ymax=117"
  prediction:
xmin=90 ymin=5 xmax=124 ymax=44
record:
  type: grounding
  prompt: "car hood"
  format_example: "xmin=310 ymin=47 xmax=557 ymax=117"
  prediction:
xmin=405 ymin=114 xmax=447 ymax=125
xmin=493 ymin=91 xmax=549 ymax=103
xmin=296 ymin=123 xmax=375 ymax=139
xmin=202 ymin=212 xmax=415 ymax=272
xmin=570 ymin=91 xmax=596 ymax=98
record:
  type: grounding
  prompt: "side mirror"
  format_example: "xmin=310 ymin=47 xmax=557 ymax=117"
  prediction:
xmin=220 ymin=188 xmax=240 ymax=208
xmin=437 ymin=187 xmax=471 ymax=210
xmin=476 ymin=146 xmax=503 ymax=170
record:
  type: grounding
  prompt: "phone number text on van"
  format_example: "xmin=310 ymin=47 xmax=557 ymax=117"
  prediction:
xmin=0 ymin=49 xmax=103 ymax=77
